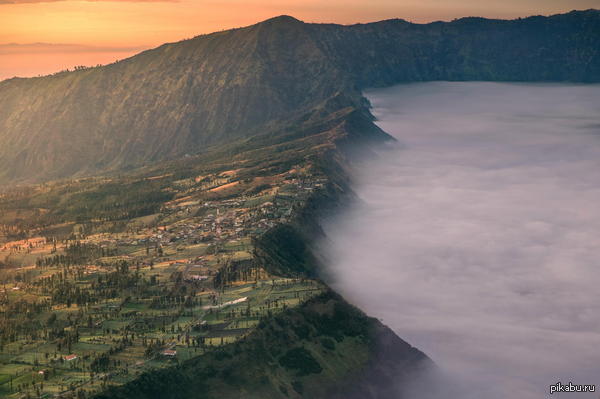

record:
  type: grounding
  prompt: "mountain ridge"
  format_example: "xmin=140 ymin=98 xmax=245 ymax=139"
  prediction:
xmin=0 ymin=9 xmax=598 ymax=184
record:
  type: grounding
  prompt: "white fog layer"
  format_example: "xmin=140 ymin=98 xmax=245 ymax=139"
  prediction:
xmin=322 ymin=82 xmax=600 ymax=398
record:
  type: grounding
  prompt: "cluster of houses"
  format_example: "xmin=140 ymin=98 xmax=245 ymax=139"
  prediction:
xmin=80 ymin=172 xmax=330 ymax=268
xmin=1 ymin=236 xmax=47 ymax=252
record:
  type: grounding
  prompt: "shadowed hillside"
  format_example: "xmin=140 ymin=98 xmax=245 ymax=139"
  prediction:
xmin=0 ymin=10 xmax=598 ymax=184
xmin=94 ymin=291 xmax=430 ymax=399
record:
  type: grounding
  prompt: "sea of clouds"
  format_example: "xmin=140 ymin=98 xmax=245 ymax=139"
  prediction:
xmin=321 ymin=82 xmax=600 ymax=399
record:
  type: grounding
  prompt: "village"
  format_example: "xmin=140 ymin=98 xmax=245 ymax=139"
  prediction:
xmin=0 ymin=163 xmax=330 ymax=399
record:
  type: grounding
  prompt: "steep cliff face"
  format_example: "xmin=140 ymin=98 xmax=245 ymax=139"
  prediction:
xmin=1 ymin=11 xmax=598 ymax=184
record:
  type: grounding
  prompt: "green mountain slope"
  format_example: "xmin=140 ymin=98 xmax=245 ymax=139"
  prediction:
xmin=0 ymin=103 xmax=426 ymax=398
xmin=94 ymin=291 xmax=429 ymax=399
xmin=0 ymin=11 xmax=598 ymax=184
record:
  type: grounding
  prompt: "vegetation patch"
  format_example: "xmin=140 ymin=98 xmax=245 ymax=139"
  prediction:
xmin=278 ymin=347 xmax=323 ymax=376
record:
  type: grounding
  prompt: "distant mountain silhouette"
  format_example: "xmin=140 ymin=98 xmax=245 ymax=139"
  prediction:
xmin=0 ymin=10 xmax=598 ymax=183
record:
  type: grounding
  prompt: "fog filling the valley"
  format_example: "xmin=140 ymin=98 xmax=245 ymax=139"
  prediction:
xmin=322 ymin=82 xmax=600 ymax=399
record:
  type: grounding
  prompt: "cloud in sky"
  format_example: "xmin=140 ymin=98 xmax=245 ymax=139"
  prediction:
xmin=321 ymin=82 xmax=600 ymax=399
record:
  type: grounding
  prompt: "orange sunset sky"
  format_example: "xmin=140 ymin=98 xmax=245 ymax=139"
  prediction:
xmin=1 ymin=0 xmax=599 ymax=80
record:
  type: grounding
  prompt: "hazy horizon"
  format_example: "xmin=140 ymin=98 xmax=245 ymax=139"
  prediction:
xmin=322 ymin=82 xmax=600 ymax=398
